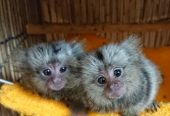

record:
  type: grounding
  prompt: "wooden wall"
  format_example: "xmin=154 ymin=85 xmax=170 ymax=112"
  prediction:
xmin=0 ymin=0 xmax=44 ymax=115
xmin=34 ymin=0 xmax=170 ymax=47
xmin=0 ymin=0 xmax=45 ymax=81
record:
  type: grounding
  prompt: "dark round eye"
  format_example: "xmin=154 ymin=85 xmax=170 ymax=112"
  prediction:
xmin=60 ymin=66 xmax=67 ymax=73
xmin=113 ymin=68 xmax=122 ymax=77
xmin=97 ymin=76 xmax=107 ymax=85
xmin=42 ymin=69 xmax=52 ymax=76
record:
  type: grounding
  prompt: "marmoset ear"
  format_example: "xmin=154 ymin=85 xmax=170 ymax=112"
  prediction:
xmin=120 ymin=35 xmax=142 ymax=53
xmin=70 ymin=40 xmax=86 ymax=59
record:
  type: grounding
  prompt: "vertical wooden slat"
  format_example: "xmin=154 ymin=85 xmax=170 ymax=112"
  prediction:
xmin=122 ymin=32 xmax=129 ymax=40
xmin=143 ymin=0 xmax=152 ymax=22
xmin=62 ymin=0 xmax=69 ymax=23
xmin=0 ymin=0 xmax=6 ymax=79
xmin=65 ymin=0 xmax=71 ymax=24
xmin=168 ymin=31 xmax=170 ymax=45
xmin=118 ymin=0 xmax=123 ymax=23
xmin=161 ymin=31 xmax=168 ymax=46
xmin=129 ymin=0 xmax=136 ymax=23
xmin=117 ymin=32 xmax=123 ymax=43
xmin=74 ymin=0 xmax=81 ymax=24
xmin=135 ymin=0 xmax=141 ymax=23
xmin=149 ymin=32 xmax=156 ymax=48
xmin=1 ymin=0 xmax=9 ymax=80
xmin=163 ymin=0 xmax=170 ymax=18
xmin=41 ymin=0 xmax=53 ymax=41
xmin=7 ymin=0 xmax=16 ymax=80
xmin=105 ymin=0 xmax=110 ymax=23
xmin=111 ymin=0 xmax=117 ymax=24
xmin=41 ymin=0 xmax=50 ymax=22
xmin=70 ymin=0 xmax=75 ymax=23
xmin=87 ymin=0 xmax=93 ymax=24
xmin=56 ymin=0 xmax=63 ymax=23
xmin=80 ymin=0 xmax=87 ymax=24
xmin=151 ymin=0 xmax=159 ymax=21
xmin=158 ymin=0 xmax=166 ymax=19
xmin=50 ymin=0 xmax=57 ymax=23
xmin=99 ymin=0 xmax=105 ymax=23
xmin=143 ymin=32 xmax=149 ymax=47
xmin=138 ymin=0 xmax=144 ymax=23
xmin=168 ymin=0 xmax=170 ymax=18
xmin=0 ymin=5 xmax=3 ymax=78
xmin=50 ymin=0 xmax=57 ymax=40
xmin=123 ymin=0 xmax=129 ymax=23
xmin=93 ymin=0 xmax=99 ymax=24
xmin=111 ymin=33 xmax=116 ymax=41
xmin=110 ymin=0 xmax=117 ymax=39
xmin=155 ymin=31 xmax=161 ymax=47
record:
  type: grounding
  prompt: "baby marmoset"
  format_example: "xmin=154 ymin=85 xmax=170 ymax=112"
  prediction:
xmin=14 ymin=40 xmax=84 ymax=99
xmin=80 ymin=36 xmax=162 ymax=116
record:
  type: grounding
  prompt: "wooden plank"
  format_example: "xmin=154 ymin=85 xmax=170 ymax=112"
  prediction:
xmin=49 ymin=0 xmax=57 ymax=23
xmin=161 ymin=31 xmax=168 ymax=46
xmin=0 ymin=0 xmax=6 ymax=79
xmin=169 ymin=0 xmax=170 ymax=17
xmin=159 ymin=0 xmax=166 ymax=19
xmin=152 ymin=0 xmax=160 ymax=21
xmin=155 ymin=31 xmax=161 ymax=47
xmin=118 ymin=0 xmax=123 ymax=23
xmin=149 ymin=32 xmax=156 ymax=48
xmin=93 ymin=0 xmax=99 ymax=23
xmin=41 ymin=0 xmax=50 ymax=22
xmin=1 ymin=0 xmax=10 ymax=80
xmin=124 ymin=0 xmax=129 ymax=23
xmin=163 ymin=0 xmax=170 ymax=18
xmin=27 ymin=23 xmax=170 ymax=34
xmin=168 ymin=31 xmax=170 ymax=45
xmin=80 ymin=0 xmax=87 ymax=24
xmin=41 ymin=0 xmax=53 ymax=41
xmin=105 ymin=0 xmax=110 ymax=23
xmin=6 ymin=0 xmax=16 ymax=80
xmin=143 ymin=0 xmax=152 ymax=22
xmin=129 ymin=0 xmax=136 ymax=23
xmin=139 ymin=0 xmax=144 ymax=22
xmin=87 ymin=0 xmax=93 ymax=24
xmin=135 ymin=0 xmax=141 ymax=23
xmin=56 ymin=0 xmax=63 ymax=23
xmin=62 ymin=0 xmax=69 ymax=23
xmin=111 ymin=0 xmax=117 ymax=24
xmin=8 ymin=1 xmax=18 ymax=80
xmin=66 ymin=0 xmax=71 ymax=23
xmin=99 ymin=0 xmax=105 ymax=23
xmin=49 ymin=0 xmax=57 ymax=41
xmin=143 ymin=32 xmax=149 ymax=47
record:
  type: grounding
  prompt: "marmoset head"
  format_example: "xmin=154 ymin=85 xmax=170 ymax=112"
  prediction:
xmin=16 ymin=41 xmax=84 ymax=95
xmin=81 ymin=36 xmax=143 ymax=107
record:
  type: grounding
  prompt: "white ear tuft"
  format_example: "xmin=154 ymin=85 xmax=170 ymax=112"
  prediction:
xmin=121 ymin=35 xmax=141 ymax=51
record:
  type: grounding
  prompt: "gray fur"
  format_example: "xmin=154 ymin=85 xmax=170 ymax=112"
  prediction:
xmin=80 ymin=36 xmax=162 ymax=115
xmin=13 ymin=40 xmax=85 ymax=99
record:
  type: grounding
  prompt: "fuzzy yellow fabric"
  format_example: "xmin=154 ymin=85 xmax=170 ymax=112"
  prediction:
xmin=0 ymin=84 xmax=71 ymax=116
xmin=0 ymin=84 xmax=170 ymax=116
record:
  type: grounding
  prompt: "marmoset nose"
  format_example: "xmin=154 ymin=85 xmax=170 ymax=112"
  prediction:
xmin=52 ymin=77 xmax=62 ymax=83
xmin=110 ymin=81 xmax=123 ymax=90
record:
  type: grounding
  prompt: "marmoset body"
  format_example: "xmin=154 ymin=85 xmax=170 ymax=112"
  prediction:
xmin=80 ymin=36 xmax=162 ymax=116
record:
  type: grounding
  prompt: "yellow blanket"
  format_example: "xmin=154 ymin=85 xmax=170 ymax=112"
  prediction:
xmin=0 ymin=84 xmax=170 ymax=116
